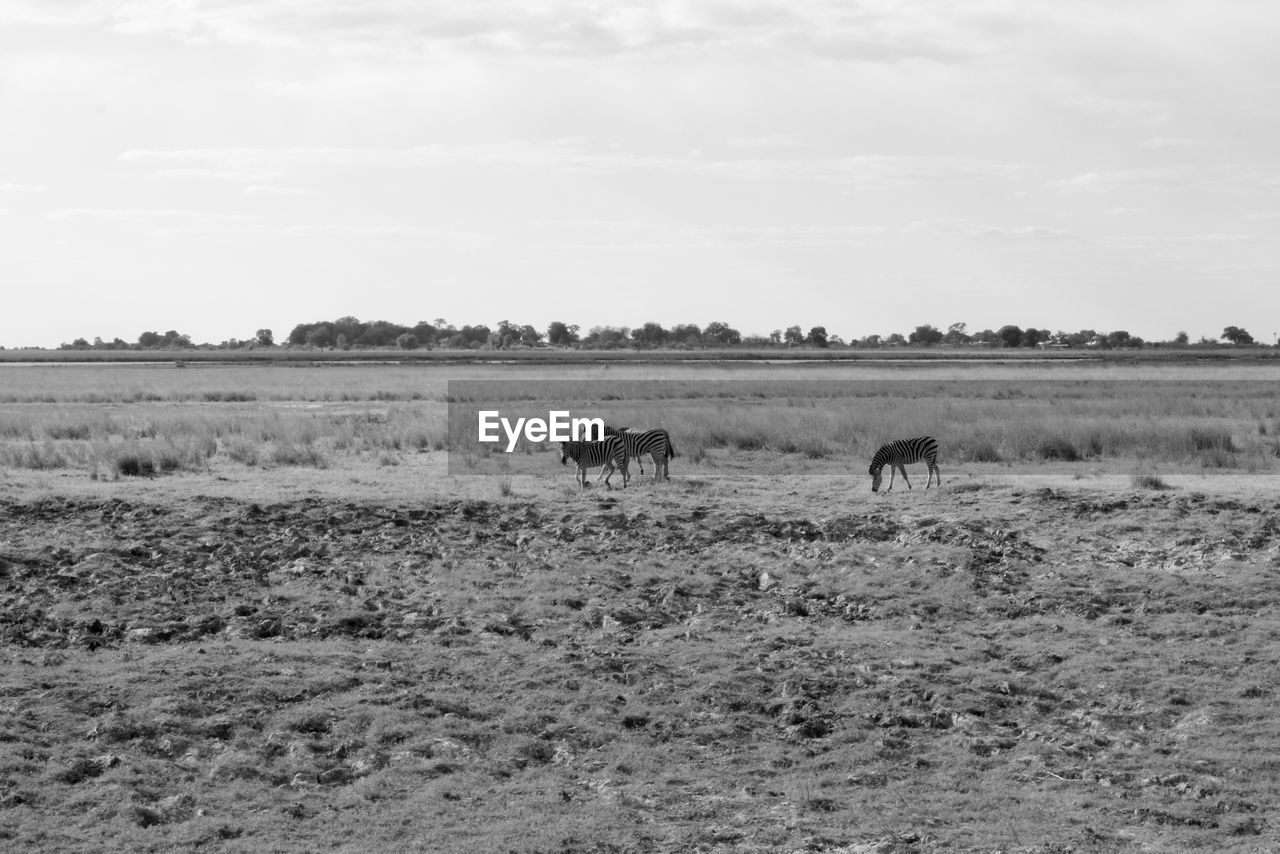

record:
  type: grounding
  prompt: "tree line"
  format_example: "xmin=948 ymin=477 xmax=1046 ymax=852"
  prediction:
xmin=50 ymin=318 xmax=1268 ymax=352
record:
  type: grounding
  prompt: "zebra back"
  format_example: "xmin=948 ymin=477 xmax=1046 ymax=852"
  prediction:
xmin=607 ymin=427 xmax=672 ymax=460
xmin=869 ymin=436 xmax=939 ymax=473
xmin=560 ymin=436 xmax=627 ymax=469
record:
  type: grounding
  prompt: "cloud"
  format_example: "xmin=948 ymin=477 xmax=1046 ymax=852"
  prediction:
xmin=44 ymin=208 xmax=257 ymax=226
xmin=906 ymin=218 xmax=1073 ymax=242
xmin=243 ymin=184 xmax=313 ymax=197
xmin=52 ymin=213 xmax=498 ymax=245
xmin=0 ymin=0 xmax=1004 ymax=62
xmin=1139 ymin=137 xmax=1206 ymax=150
xmin=119 ymin=144 xmax=1022 ymax=189
xmin=725 ymin=134 xmax=807 ymax=151
xmin=1051 ymin=166 xmax=1280 ymax=196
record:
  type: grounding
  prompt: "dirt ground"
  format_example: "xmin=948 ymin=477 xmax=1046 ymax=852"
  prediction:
xmin=2 ymin=458 xmax=1279 ymax=852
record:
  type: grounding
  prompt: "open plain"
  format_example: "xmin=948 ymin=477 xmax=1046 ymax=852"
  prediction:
xmin=2 ymin=357 xmax=1280 ymax=852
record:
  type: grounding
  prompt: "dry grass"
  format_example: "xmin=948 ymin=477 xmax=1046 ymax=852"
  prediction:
xmin=4 ymin=365 xmax=1280 ymax=480
xmin=2 ymin=481 xmax=1279 ymax=851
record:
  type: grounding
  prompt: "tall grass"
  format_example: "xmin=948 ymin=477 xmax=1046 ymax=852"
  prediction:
xmin=2 ymin=368 xmax=1278 ymax=474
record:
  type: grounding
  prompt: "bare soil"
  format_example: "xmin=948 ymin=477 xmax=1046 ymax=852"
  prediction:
xmin=2 ymin=477 xmax=1279 ymax=852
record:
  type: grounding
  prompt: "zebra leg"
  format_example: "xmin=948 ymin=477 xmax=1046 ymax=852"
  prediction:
xmin=650 ymin=451 xmax=661 ymax=480
xmin=900 ymin=465 xmax=912 ymax=490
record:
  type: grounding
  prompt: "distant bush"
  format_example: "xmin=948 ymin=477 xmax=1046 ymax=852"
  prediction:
xmin=1036 ymin=437 xmax=1079 ymax=461
xmin=1188 ymin=427 xmax=1236 ymax=453
xmin=1083 ymin=432 xmax=1104 ymax=457
xmin=46 ymin=423 xmax=92 ymax=440
xmin=202 ymin=391 xmax=257 ymax=402
xmin=777 ymin=437 xmax=832 ymax=459
xmin=3 ymin=441 xmax=72 ymax=469
xmin=115 ymin=452 xmax=156 ymax=477
xmin=1131 ymin=472 xmax=1171 ymax=490
xmin=1197 ymin=448 xmax=1238 ymax=469
xmin=268 ymin=442 xmax=328 ymax=468
xmin=967 ymin=441 xmax=1001 ymax=462
xmin=224 ymin=438 xmax=260 ymax=466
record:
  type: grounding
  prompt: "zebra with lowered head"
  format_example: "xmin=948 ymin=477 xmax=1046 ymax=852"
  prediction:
xmin=869 ymin=436 xmax=940 ymax=492
xmin=560 ymin=435 xmax=629 ymax=491
xmin=602 ymin=426 xmax=676 ymax=480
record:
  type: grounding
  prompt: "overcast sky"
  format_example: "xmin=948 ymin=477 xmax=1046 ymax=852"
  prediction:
xmin=3 ymin=1 xmax=1278 ymax=347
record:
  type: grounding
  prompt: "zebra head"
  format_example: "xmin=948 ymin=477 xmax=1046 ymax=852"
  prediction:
xmin=869 ymin=462 xmax=884 ymax=492
xmin=559 ymin=441 xmax=574 ymax=466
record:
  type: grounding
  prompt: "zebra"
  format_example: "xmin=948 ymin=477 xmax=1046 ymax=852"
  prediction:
xmin=560 ymin=436 xmax=629 ymax=490
xmin=602 ymin=426 xmax=676 ymax=480
xmin=869 ymin=436 xmax=940 ymax=492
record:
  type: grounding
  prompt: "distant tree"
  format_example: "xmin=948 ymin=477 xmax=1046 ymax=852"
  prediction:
xmin=519 ymin=325 xmax=543 ymax=346
xmin=669 ymin=324 xmax=702 ymax=347
xmin=1061 ymin=329 xmax=1096 ymax=348
xmin=827 ymin=334 xmax=846 ymax=347
xmin=396 ymin=333 xmax=419 ymax=350
xmin=703 ymin=321 xmax=742 ymax=346
xmin=885 ymin=332 xmax=907 ymax=346
xmin=942 ymin=322 xmax=970 ymax=346
xmin=859 ymin=334 xmax=882 ymax=348
xmin=333 ymin=316 xmax=363 ymax=345
xmin=255 ymin=329 xmax=274 ymax=347
xmin=783 ymin=325 xmax=804 ymax=347
xmin=632 ymin=321 xmax=669 ymax=347
xmin=138 ymin=330 xmax=163 ymax=348
xmin=909 ymin=324 xmax=944 ymax=346
xmin=495 ymin=319 xmax=521 ymax=349
xmin=582 ymin=326 xmax=629 ymax=349
xmin=1106 ymin=330 xmax=1130 ymax=348
xmin=411 ymin=321 xmax=438 ymax=348
xmin=546 ymin=321 xmax=579 ymax=346
xmin=304 ymin=325 xmax=334 ymax=348
xmin=335 ymin=333 xmax=350 ymax=350
xmin=1221 ymin=326 xmax=1255 ymax=345
xmin=806 ymin=326 xmax=829 ymax=348
xmin=769 ymin=329 xmax=782 ymax=345
xmin=1021 ymin=328 xmax=1048 ymax=348
xmin=287 ymin=323 xmax=313 ymax=346
xmin=458 ymin=325 xmax=491 ymax=348
xmin=1173 ymin=330 xmax=1189 ymax=346
xmin=997 ymin=325 xmax=1024 ymax=348
xmin=971 ymin=329 xmax=998 ymax=345
xmin=358 ymin=320 xmax=410 ymax=347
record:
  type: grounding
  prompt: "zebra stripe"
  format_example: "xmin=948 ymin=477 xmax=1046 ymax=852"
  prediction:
xmin=560 ymin=436 xmax=629 ymax=490
xmin=869 ymin=436 xmax=940 ymax=492
xmin=603 ymin=426 xmax=676 ymax=480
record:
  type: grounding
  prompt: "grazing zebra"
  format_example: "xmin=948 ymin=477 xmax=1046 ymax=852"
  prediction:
xmin=560 ymin=436 xmax=629 ymax=491
xmin=869 ymin=436 xmax=941 ymax=492
xmin=602 ymin=426 xmax=676 ymax=480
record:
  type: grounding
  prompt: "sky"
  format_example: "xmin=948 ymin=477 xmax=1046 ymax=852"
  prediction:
xmin=2 ymin=1 xmax=1279 ymax=348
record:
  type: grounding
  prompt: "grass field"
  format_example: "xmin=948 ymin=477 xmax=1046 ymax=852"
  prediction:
xmin=2 ymin=358 xmax=1280 ymax=852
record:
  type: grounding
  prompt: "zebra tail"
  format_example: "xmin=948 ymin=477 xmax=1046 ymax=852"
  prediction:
xmin=667 ymin=440 xmax=676 ymax=459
